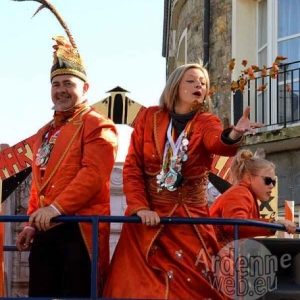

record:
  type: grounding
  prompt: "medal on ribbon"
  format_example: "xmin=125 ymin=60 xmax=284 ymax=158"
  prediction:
xmin=35 ymin=142 xmax=51 ymax=167
xmin=35 ymin=129 xmax=60 ymax=167
xmin=157 ymin=119 xmax=192 ymax=192
xmin=165 ymin=169 xmax=178 ymax=188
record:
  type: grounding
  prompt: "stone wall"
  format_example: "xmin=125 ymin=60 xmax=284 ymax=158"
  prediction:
xmin=209 ymin=0 xmax=233 ymax=126
xmin=169 ymin=0 xmax=233 ymax=126
xmin=177 ymin=0 xmax=204 ymax=64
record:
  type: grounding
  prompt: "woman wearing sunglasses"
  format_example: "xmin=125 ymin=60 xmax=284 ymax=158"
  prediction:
xmin=210 ymin=149 xmax=297 ymax=247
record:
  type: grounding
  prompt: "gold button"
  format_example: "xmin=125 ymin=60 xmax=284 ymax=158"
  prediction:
xmin=40 ymin=195 xmax=45 ymax=201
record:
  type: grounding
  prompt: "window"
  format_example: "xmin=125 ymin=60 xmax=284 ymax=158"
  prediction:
xmin=277 ymin=0 xmax=300 ymax=123
xmin=258 ymin=0 xmax=268 ymax=67
xmin=278 ymin=0 xmax=300 ymax=64
xmin=257 ymin=0 xmax=270 ymax=123
xmin=257 ymin=0 xmax=300 ymax=124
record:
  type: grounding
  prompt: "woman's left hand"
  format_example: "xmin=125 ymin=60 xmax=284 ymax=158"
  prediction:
xmin=229 ymin=106 xmax=264 ymax=140
xmin=137 ymin=209 xmax=160 ymax=226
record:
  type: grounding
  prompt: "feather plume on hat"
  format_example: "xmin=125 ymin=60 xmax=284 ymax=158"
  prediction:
xmin=12 ymin=0 xmax=88 ymax=82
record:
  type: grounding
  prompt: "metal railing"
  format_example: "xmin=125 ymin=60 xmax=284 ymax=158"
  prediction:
xmin=1 ymin=215 xmax=300 ymax=300
xmin=233 ymin=60 xmax=300 ymax=128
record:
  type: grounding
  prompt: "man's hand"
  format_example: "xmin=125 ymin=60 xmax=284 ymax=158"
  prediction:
xmin=29 ymin=206 xmax=59 ymax=231
xmin=16 ymin=228 xmax=35 ymax=251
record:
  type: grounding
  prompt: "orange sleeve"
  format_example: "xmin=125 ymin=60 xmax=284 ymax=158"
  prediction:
xmin=27 ymin=179 xmax=38 ymax=226
xmin=200 ymin=114 xmax=243 ymax=157
xmin=53 ymin=117 xmax=118 ymax=214
xmin=123 ymin=109 xmax=151 ymax=215
xmin=212 ymin=186 xmax=274 ymax=238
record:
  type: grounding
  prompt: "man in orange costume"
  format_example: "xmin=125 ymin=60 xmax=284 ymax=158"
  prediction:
xmin=15 ymin=1 xmax=118 ymax=298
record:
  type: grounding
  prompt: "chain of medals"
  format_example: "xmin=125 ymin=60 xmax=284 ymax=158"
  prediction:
xmin=35 ymin=128 xmax=61 ymax=168
xmin=156 ymin=119 xmax=192 ymax=192
xmin=35 ymin=105 xmax=88 ymax=168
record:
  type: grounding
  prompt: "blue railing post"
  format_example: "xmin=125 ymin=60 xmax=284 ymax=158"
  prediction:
xmin=91 ymin=216 xmax=99 ymax=300
xmin=234 ymin=225 xmax=239 ymax=300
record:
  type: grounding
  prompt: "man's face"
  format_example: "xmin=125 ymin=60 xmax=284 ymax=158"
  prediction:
xmin=51 ymin=74 xmax=89 ymax=111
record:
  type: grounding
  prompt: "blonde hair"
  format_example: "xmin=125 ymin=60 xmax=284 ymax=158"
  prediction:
xmin=159 ymin=63 xmax=212 ymax=112
xmin=230 ymin=149 xmax=275 ymax=184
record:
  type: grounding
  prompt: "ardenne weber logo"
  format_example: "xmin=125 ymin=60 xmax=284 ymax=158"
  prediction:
xmin=195 ymin=239 xmax=291 ymax=300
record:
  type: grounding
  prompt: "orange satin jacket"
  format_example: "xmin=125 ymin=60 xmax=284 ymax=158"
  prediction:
xmin=27 ymin=106 xmax=118 ymax=284
xmin=124 ymin=106 xmax=241 ymax=214
xmin=210 ymin=182 xmax=275 ymax=247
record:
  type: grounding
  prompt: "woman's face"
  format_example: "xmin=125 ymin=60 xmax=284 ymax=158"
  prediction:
xmin=249 ymin=168 xmax=276 ymax=201
xmin=175 ymin=68 xmax=207 ymax=114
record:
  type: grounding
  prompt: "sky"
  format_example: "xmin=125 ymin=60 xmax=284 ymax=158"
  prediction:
xmin=0 ymin=0 xmax=166 ymax=146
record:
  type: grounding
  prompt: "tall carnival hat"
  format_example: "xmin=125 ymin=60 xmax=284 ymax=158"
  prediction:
xmin=13 ymin=0 xmax=88 ymax=82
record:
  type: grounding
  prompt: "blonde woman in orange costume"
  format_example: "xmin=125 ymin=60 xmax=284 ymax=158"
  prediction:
xmin=210 ymin=149 xmax=297 ymax=247
xmin=210 ymin=149 xmax=297 ymax=299
xmin=104 ymin=63 xmax=264 ymax=300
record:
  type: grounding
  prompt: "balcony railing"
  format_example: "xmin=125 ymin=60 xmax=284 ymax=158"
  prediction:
xmin=233 ymin=60 xmax=300 ymax=129
xmin=0 ymin=215 xmax=300 ymax=300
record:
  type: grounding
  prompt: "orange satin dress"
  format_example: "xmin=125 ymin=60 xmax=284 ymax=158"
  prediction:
xmin=104 ymin=106 xmax=242 ymax=299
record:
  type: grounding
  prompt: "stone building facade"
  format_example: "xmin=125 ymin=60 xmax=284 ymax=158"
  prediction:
xmin=163 ymin=0 xmax=300 ymax=214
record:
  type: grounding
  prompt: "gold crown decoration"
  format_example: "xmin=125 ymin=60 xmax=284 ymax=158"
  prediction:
xmin=13 ymin=0 xmax=87 ymax=82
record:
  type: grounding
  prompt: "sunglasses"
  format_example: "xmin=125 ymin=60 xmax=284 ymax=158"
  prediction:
xmin=257 ymin=175 xmax=276 ymax=187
